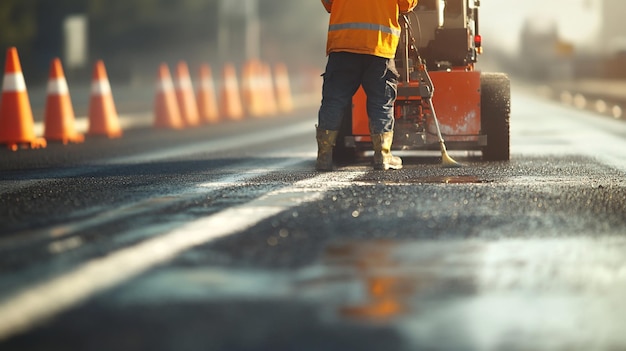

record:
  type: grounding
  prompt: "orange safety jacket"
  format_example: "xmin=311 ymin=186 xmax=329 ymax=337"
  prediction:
xmin=321 ymin=0 xmax=418 ymax=59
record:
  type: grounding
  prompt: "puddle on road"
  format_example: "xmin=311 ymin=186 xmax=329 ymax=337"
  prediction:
xmin=318 ymin=240 xmax=482 ymax=322
xmin=108 ymin=238 xmax=626 ymax=350
xmin=357 ymin=176 xmax=489 ymax=185
xmin=322 ymin=240 xmax=417 ymax=321
xmin=111 ymin=241 xmax=482 ymax=312
xmin=110 ymin=239 xmax=483 ymax=323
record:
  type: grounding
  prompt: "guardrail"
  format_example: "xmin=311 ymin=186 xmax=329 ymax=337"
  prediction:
xmin=534 ymin=80 xmax=626 ymax=120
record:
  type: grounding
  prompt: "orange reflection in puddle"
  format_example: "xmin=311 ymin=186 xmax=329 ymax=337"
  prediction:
xmin=324 ymin=240 xmax=424 ymax=322
xmin=339 ymin=277 xmax=408 ymax=320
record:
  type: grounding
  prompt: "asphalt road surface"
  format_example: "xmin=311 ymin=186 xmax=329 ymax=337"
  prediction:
xmin=1 ymin=86 xmax=626 ymax=351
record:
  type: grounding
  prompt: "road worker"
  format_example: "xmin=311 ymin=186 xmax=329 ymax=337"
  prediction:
xmin=316 ymin=0 xmax=418 ymax=171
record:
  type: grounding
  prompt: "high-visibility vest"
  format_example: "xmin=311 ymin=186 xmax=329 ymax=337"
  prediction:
xmin=322 ymin=0 xmax=418 ymax=59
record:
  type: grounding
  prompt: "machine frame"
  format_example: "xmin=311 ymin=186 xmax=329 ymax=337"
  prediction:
xmin=334 ymin=0 xmax=511 ymax=163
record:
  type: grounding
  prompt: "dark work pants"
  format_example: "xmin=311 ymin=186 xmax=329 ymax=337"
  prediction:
xmin=318 ymin=51 xmax=399 ymax=134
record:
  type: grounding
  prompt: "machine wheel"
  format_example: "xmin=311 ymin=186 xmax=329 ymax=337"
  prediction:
xmin=481 ymin=72 xmax=511 ymax=161
xmin=333 ymin=106 xmax=357 ymax=164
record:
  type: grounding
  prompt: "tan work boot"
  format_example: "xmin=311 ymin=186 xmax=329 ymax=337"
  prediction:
xmin=372 ymin=132 xmax=403 ymax=170
xmin=316 ymin=127 xmax=338 ymax=171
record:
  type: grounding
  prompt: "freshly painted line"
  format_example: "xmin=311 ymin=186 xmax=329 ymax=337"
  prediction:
xmin=0 ymin=158 xmax=305 ymax=251
xmin=0 ymin=170 xmax=364 ymax=341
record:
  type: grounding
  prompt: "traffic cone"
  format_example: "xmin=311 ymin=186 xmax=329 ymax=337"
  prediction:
xmin=241 ymin=60 xmax=265 ymax=118
xmin=196 ymin=63 xmax=219 ymax=124
xmin=154 ymin=63 xmax=183 ymax=129
xmin=274 ymin=63 xmax=294 ymax=114
xmin=261 ymin=63 xmax=278 ymax=116
xmin=219 ymin=63 xmax=244 ymax=121
xmin=44 ymin=58 xmax=84 ymax=144
xmin=0 ymin=47 xmax=46 ymax=151
xmin=87 ymin=60 xmax=122 ymax=138
xmin=175 ymin=61 xmax=200 ymax=127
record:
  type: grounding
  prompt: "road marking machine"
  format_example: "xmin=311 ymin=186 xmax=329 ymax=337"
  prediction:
xmin=334 ymin=0 xmax=511 ymax=166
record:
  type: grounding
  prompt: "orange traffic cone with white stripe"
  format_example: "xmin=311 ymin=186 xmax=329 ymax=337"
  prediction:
xmin=175 ymin=61 xmax=200 ymax=127
xmin=197 ymin=64 xmax=219 ymax=124
xmin=219 ymin=63 xmax=244 ymax=121
xmin=154 ymin=63 xmax=183 ymax=129
xmin=261 ymin=63 xmax=278 ymax=116
xmin=44 ymin=58 xmax=84 ymax=144
xmin=88 ymin=60 xmax=122 ymax=138
xmin=274 ymin=63 xmax=294 ymax=114
xmin=0 ymin=47 xmax=46 ymax=151
xmin=241 ymin=60 xmax=265 ymax=118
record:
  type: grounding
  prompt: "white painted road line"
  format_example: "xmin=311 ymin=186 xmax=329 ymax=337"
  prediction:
xmin=0 ymin=118 xmax=314 ymax=196
xmin=0 ymin=158 xmax=306 ymax=251
xmin=0 ymin=170 xmax=365 ymax=341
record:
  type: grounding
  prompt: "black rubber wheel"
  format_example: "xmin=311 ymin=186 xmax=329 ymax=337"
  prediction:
xmin=333 ymin=105 xmax=357 ymax=164
xmin=481 ymin=72 xmax=511 ymax=161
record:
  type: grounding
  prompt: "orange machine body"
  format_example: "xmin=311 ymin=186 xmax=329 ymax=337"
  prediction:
xmin=350 ymin=70 xmax=483 ymax=149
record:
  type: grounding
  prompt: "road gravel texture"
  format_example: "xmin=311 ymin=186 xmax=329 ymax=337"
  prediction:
xmin=1 ymin=88 xmax=626 ymax=351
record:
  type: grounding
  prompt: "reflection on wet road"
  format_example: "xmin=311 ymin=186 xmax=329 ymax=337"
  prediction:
xmin=95 ymin=237 xmax=626 ymax=350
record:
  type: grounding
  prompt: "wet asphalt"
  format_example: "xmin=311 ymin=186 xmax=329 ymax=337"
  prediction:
xmin=1 ymin=88 xmax=626 ymax=351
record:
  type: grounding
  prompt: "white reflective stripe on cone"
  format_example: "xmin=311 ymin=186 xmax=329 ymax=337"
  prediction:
xmin=91 ymin=79 xmax=111 ymax=95
xmin=200 ymin=79 xmax=214 ymax=91
xmin=2 ymin=73 xmax=27 ymax=92
xmin=225 ymin=76 xmax=237 ymax=89
xmin=47 ymin=78 xmax=69 ymax=95
xmin=157 ymin=79 xmax=175 ymax=93
xmin=175 ymin=78 xmax=192 ymax=90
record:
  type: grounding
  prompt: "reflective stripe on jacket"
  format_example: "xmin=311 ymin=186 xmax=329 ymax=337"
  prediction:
xmin=322 ymin=0 xmax=418 ymax=59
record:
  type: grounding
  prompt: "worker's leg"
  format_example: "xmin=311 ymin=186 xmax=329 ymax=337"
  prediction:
xmin=362 ymin=56 xmax=402 ymax=170
xmin=361 ymin=56 xmax=398 ymax=134
xmin=316 ymin=52 xmax=363 ymax=171
xmin=318 ymin=52 xmax=364 ymax=131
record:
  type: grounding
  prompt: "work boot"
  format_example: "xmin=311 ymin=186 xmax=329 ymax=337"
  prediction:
xmin=372 ymin=132 xmax=403 ymax=170
xmin=316 ymin=127 xmax=338 ymax=171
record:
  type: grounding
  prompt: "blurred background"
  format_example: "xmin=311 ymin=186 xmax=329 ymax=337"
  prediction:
xmin=481 ymin=0 xmax=626 ymax=82
xmin=1 ymin=0 xmax=626 ymax=88
xmin=0 ymin=0 xmax=327 ymax=88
